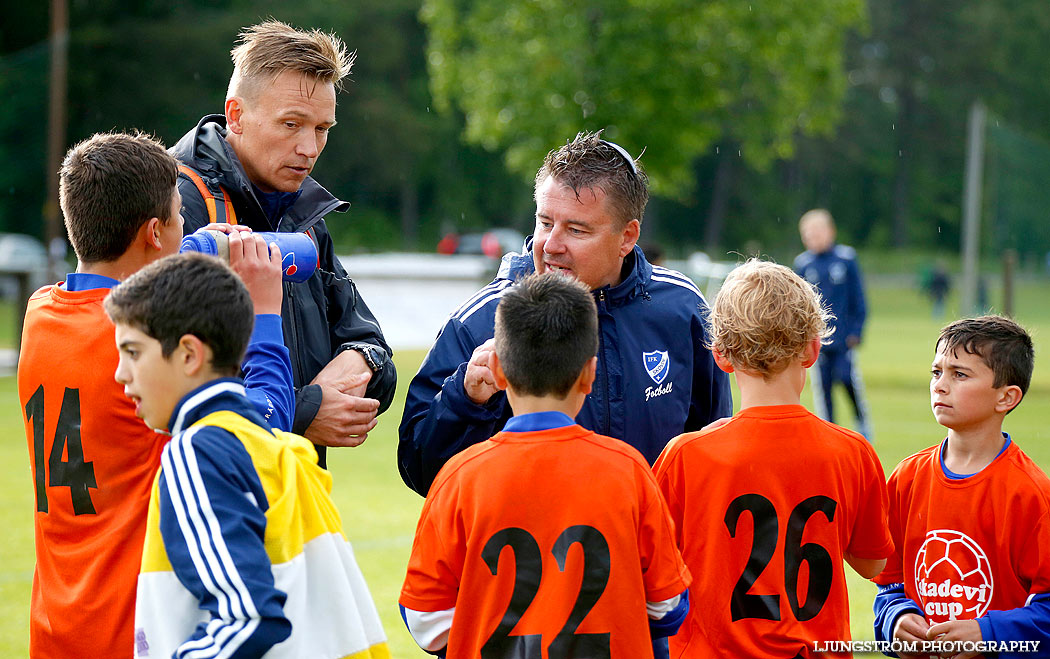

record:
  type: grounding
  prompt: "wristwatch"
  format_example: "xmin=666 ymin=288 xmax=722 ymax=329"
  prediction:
xmin=346 ymin=342 xmax=384 ymax=374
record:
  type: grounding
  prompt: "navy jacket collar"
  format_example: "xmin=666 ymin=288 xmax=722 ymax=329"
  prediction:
xmin=168 ymin=378 xmax=259 ymax=436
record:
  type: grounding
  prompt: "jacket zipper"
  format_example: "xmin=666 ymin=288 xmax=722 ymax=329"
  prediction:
xmin=598 ymin=290 xmax=611 ymax=435
xmin=284 ymin=280 xmax=307 ymax=386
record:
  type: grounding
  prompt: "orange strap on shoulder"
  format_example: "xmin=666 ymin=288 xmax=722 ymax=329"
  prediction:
xmin=221 ymin=193 xmax=237 ymax=225
xmin=177 ymin=164 xmax=237 ymax=225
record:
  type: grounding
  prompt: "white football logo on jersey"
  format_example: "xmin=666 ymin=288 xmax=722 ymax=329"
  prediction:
xmin=914 ymin=529 xmax=994 ymax=622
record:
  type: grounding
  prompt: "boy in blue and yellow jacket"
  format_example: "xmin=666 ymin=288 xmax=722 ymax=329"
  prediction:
xmin=105 ymin=253 xmax=388 ymax=659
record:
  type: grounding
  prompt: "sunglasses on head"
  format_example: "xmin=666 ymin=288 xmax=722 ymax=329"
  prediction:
xmin=600 ymin=139 xmax=639 ymax=177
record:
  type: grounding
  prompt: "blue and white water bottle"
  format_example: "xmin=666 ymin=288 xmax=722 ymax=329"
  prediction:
xmin=179 ymin=230 xmax=318 ymax=283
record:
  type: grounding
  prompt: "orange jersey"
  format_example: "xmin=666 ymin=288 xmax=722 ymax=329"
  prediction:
xmin=874 ymin=439 xmax=1050 ymax=623
xmin=400 ymin=422 xmax=691 ymax=658
xmin=653 ymin=405 xmax=893 ymax=658
xmin=18 ymin=285 xmax=166 ymax=658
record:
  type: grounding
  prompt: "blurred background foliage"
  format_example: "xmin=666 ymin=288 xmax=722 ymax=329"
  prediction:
xmin=2 ymin=0 xmax=1050 ymax=267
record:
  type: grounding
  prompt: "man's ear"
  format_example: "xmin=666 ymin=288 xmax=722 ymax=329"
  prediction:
xmin=225 ymin=97 xmax=244 ymax=135
xmin=576 ymin=356 xmax=597 ymax=395
xmin=176 ymin=334 xmax=211 ymax=377
xmin=996 ymin=385 xmax=1024 ymax=415
xmin=712 ymin=348 xmax=734 ymax=374
xmin=619 ymin=219 xmax=641 ymax=258
xmin=490 ymin=350 xmax=508 ymax=391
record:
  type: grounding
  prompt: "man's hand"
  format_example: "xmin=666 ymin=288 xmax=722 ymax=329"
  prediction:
xmin=464 ymin=338 xmax=504 ymax=404
xmin=846 ymin=334 xmax=861 ymax=348
xmin=927 ymin=619 xmax=982 ymax=659
xmin=893 ymin=613 xmax=932 ymax=659
xmin=227 ymin=231 xmax=283 ymax=315
xmin=306 ymin=350 xmax=380 ymax=447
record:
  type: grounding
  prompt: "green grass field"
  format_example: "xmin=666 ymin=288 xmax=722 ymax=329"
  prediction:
xmin=1 ymin=279 xmax=1049 ymax=657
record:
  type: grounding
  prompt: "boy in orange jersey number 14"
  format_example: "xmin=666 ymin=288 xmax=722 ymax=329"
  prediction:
xmin=400 ymin=273 xmax=692 ymax=657
xmin=653 ymin=259 xmax=893 ymax=658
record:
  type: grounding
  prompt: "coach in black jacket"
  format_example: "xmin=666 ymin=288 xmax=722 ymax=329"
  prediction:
xmin=172 ymin=21 xmax=395 ymax=466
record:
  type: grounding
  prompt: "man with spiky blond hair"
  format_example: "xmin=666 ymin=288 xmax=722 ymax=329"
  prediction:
xmin=173 ymin=20 xmax=396 ymax=467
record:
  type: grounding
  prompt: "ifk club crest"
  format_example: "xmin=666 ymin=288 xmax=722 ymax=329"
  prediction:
xmin=643 ymin=350 xmax=669 ymax=385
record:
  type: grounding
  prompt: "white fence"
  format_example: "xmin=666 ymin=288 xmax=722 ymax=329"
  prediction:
xmin=340 ymin=253 xmax=497 ymax=351
xmin=341 ymin=252 xmax=736 ymax=351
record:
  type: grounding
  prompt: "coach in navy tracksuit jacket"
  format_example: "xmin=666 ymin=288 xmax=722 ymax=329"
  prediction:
xmin=794 ymin=209 xmax=872 ymax=439
xmin=399 ymin=135 xmax=733 ymax=500
xmin=398 ymin=237 xmax=732 ymax=496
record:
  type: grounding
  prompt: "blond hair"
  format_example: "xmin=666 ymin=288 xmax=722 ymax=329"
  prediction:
xmin=709 ymin=259 xmax=833 ymax=378
xmin=227 ymin=20 xmax=355 ymax=101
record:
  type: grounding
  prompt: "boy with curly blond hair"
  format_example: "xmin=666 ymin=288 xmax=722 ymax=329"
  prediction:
xmin=653 ymin=259 xmax=893 ymax=658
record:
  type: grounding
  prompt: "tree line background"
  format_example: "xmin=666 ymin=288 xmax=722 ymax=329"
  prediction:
xmin=2 ymin=0 xmax=1050 ymax=270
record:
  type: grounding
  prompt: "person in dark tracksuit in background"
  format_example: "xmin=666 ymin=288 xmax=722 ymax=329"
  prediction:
xmin=794 ymin=208 xmax=873 ymax=440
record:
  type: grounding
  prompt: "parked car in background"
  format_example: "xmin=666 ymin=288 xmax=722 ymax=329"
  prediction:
xmin=436 ymin=228 xmax=525 ymax=259
xmin=0 ymin=233 xmax=67 ymax=300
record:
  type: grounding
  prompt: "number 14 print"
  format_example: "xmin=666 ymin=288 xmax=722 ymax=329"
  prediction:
xmin=25 ymin=385 xmax=97 ymax=515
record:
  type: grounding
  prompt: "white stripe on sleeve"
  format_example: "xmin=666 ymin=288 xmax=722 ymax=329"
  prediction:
xmin=647 ymin=594 xmax=681 ymax=620
xmin=164 ymin=429 xmax=261 ymax=658
xmin=404 ymin=606 xmax=454 ymax=653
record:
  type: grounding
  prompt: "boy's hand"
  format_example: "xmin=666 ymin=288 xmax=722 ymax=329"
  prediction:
xmin=227 ymin=232 xmax=283 ymax=315
xmin=196 ymin=223 xmax=251 ymax=235
xmin=927 ymin=619 xmax=981 ymax=659
xmin=893 ymin=613 xmax=931 ymax=658
xmin=307 ymin=352 xmax=381 ymax=447
xmin=464 ymin=338 xmax=504 ymax=404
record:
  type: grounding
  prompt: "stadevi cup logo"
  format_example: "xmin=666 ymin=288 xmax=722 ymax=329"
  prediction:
xmin=913 ymin=529 xmax=994 ymax=622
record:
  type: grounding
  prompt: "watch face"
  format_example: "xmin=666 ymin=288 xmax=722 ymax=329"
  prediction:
xmin=356 ymin=345 xmax=380 ymax=372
